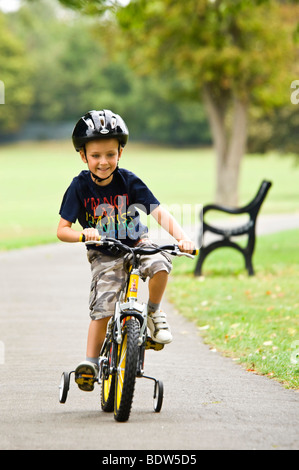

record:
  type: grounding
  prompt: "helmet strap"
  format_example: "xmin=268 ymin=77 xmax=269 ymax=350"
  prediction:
xmin=90 ymin=165 xmax=119 ymax=184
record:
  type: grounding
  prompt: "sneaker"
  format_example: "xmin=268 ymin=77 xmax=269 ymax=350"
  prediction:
xmin=75 ymin=360 xmax=99 ymax=392
xmin=147 ymin=309 xmax=173 ymax=344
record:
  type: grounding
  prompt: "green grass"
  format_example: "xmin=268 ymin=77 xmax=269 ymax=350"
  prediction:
xmin=168 ymin=229 xmax=299 ymax=389
xmin=0 ymin=140 xmax=298 ymax=250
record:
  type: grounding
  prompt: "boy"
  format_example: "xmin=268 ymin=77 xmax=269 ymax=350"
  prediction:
xmin=57 ymin=109 xmax=195 ymax=391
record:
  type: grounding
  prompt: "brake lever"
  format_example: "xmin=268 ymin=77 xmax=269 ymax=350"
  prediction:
xmin=175 ymin=251 xmax=194 ymax=259
xmin=170 ymin=246 xmax=194 ymax=259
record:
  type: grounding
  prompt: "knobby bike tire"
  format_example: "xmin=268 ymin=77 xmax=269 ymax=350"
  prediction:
xmin=101 ymin=344 xmax=115 ymax=412
xmin=114 ymin=318 xmax=139 ymax=422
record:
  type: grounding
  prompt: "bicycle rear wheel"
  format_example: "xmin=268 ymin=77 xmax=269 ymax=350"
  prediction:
xmin=114 ymin=318 xmax=139 ymax=422
xmin=101 ymin=345 xmax=115 ymax=412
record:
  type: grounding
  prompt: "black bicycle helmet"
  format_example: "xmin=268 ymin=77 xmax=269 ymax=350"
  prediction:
xmin=72 ymin=109 xmax=129 ymax=151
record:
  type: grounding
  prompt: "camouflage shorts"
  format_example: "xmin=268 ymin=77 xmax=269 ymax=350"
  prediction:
xmin=87 ymin=240 xmax=172 ymax=320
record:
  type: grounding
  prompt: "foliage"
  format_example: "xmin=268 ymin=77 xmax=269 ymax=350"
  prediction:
xmin=50 ymin=0 xmax=121 ymax=14
xmin=1 ymin=0 xmax=299 ymax=151
xmin=117 ymin=0 xmax=294 ymax=106
xmin=247 ymin=2 xmax=299 ymax=155
xmin=0 ymin=12 xmax=33 ymax=133
xmin=115 ymin=0 xmax=297 ymax=204
xmin=2 ymin=0 xmax=211 ymax=145
xmin=9 ymin=2 xmax=120 ymax=122
xmin=248 ymin=104 xmax=299 ymax=154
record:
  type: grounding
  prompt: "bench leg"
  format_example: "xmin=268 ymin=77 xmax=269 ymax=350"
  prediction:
xmin=195 ymin=244 xmax=256 ymax=276
xmin=245 ymin=253 xmax=254 ymax=276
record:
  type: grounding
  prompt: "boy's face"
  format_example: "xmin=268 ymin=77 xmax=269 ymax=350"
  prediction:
xmin=80 ymin=138 xmax=122 ymax=185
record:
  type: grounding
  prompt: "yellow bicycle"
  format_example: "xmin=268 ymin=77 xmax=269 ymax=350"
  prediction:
xmin=59 ymin=237 xmax=198 ymax=422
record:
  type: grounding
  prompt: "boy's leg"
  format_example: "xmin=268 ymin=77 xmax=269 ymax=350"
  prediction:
xmin=148 ymin=270 xmax=168 ymax=305
xmin=75 ymin=317 xmax=110 ymax=392
xmin=86 ymin=317 xmax=110 ymax=359
xmin=147 ymin=270 xmax=173 ymax=344
xmin=137 ymin=240 xmax=173 ymax=344
xmin=75 ymin=251 xmax=125 ymax=392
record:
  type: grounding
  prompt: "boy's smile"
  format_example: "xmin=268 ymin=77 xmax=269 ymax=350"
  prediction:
xmin=80 ymin=138 xmax=122 ymax=186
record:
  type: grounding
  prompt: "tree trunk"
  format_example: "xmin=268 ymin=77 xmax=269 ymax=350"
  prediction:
xmin=202 ymin=86 xmax=248 ymax=207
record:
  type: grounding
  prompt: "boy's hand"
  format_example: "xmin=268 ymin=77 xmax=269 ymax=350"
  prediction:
xmin=178 ymin=239 xmax=197 ymax=254
xmin=81 ymin=228 xmax=100 ymax=241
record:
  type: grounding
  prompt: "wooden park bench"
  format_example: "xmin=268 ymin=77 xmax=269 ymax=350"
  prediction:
xmin=194 ymin=180 xmax=272 ymax=276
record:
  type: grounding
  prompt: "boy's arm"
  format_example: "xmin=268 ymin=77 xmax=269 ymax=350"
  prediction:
xmin=151 ymin=205 xmax=195 ymax=253
xmin=57 ymin=217 xmax=99 ymax=242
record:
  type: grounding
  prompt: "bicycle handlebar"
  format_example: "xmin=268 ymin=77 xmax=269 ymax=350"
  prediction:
xmin=79 ymin=234 xmax=199 ymax=258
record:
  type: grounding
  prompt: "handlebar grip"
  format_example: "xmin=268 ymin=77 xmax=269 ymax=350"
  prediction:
xmin=79 ymin=233 xmax=101 ymax=243
xmin=192 ymin=248 xmax=199 ymax=256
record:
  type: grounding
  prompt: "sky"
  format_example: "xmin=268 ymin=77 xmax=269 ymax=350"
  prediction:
xmin=0 ymin=0 xmax=21 ymax=12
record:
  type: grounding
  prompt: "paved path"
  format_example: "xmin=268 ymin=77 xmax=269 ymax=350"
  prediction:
xmin=0 ymin=214 xmax=298 ymax=450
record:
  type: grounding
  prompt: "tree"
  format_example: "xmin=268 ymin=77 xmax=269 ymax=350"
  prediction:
xmin=10 ymin=1 xmax=114 ymax=123
xmin=26 ymin=0 xmax=298 ymax=204
xmin=27 ymin=0 xmax=120 ymax=15
xmin=116 ymin=0 xmax=296 ymax=205
xmin=9 ymin=0 xmax=210 ymax=145
xmin=248 ymin=1 xmax=299 ymax=156
xmin=0 ymin=12 xmax=33 ymax=134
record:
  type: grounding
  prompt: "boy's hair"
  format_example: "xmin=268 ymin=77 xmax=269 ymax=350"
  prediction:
xmin=72 ymin=109 xmax=129 ymax=151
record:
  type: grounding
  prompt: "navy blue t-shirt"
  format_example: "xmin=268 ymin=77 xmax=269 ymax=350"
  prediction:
xmin=59 ymin=168 xmax=160 ymax=253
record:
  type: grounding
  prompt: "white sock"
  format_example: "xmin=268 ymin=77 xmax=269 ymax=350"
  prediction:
xmin=148 ymin=300 xmax=160 ymax=314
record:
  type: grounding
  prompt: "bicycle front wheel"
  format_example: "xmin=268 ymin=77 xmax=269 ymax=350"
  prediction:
xmin=114 ymin=318 xmax=139 ymax=422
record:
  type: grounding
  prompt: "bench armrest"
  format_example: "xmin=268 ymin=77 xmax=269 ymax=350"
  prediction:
xmin=203 ymin=180 xmax=272 ymax=217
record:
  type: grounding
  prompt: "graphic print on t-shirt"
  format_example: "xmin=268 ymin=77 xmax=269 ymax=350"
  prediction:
xmin=84 ymin=193 xmax=142 ymax=241
xmin=59 ymin=169 xmax=160 ymax=248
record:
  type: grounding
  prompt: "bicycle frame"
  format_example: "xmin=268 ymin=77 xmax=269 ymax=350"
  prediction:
xmin=98 ymin=238 xmax=197 ymax=375
xmin=60 ymin=235 xmax=198 ymax=420
xmin=100 ymin=249 xmax=149 ymax=381
xmin=115 ymin=268 xmax=147 ymax=346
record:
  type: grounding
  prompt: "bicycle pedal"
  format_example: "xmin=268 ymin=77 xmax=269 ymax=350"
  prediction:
xmin=145 ymin=337 xmax=164 ymax=351
xmin=75 ymin=373 xmax=95 ymax=384
xmin=75 ymin=374 xmax=96 ymax=391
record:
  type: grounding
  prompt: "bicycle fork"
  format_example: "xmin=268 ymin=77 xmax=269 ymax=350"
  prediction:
xmin=115 ymin=267 xmax=148 ymax=347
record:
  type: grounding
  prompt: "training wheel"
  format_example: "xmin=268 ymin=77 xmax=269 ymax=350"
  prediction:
xmin=153 ymin=380 xmax=163 ymax=412
xmin=59 ymin=371 xmax=70 ymax=404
